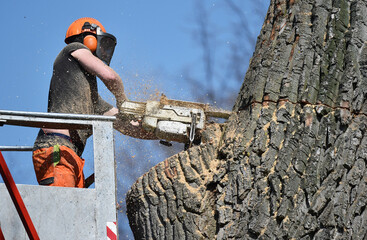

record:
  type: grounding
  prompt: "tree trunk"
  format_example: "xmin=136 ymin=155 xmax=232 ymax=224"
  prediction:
xmin=127 ymin=0 xmax=367 ymax=239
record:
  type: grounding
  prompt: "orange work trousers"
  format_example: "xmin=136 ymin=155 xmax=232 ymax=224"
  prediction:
xmin=32 ymin=145 xmax=85 ymax=188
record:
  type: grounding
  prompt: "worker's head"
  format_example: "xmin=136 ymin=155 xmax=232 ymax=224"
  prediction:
xmin=65 ymin=17 xmax=116 ymax=65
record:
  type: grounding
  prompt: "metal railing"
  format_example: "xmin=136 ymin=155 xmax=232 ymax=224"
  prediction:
xmin=0 ymin=110 xmax=118 ymax=240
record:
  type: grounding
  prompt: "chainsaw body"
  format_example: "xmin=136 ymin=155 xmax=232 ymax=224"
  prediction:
xmin=117 ymin=95 xmax=230 ymax=143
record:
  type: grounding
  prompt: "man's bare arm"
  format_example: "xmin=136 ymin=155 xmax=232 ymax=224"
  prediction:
xmin=71 ymin=48 xmax=127 ymax=104
xmin=73 ymin=49 xmax=157 ymax=140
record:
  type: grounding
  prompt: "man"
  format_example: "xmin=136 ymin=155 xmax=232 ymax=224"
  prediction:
xmin=32 ymin=17 xmax=155 ymax=188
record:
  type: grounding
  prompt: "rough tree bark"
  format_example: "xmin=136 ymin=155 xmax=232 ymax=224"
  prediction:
xmin=126 ymin=0 xmax=367 ymax=239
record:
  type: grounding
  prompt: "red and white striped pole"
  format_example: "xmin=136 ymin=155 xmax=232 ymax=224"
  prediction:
xmin=106 ymin=222 xmax=117 ymax=240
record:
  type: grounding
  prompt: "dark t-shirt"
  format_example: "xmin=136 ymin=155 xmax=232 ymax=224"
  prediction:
xmin=33 ymin=42 xmax=113 ymax=156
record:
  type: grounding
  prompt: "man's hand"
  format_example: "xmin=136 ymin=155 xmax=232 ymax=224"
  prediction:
xmin=130 ymin=120 xmax=140 ymax=127
xmin=114 ymin=115 xmax=158 ymax=140
xmin=104 ymin=107 xmax=158 ymax=140
xmin=116 ymin=99 xmax=125 ymax=112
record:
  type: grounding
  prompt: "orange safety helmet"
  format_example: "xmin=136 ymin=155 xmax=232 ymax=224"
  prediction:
xmin=65 ymin=17 xmax=106 ymax=52
xmin=64 ymin=17 xmax=117 ymax=65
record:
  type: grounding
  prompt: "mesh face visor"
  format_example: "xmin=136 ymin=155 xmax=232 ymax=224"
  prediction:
xmin=95 ymin=28 xmax=117 ymax=66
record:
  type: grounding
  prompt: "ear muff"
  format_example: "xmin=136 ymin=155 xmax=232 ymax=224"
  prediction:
xmin=83 ymin=35 xmax=97 ymax=52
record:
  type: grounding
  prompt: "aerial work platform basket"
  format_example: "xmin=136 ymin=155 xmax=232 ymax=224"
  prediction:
xmin=0 ymin=110 xmax=118 ymax=240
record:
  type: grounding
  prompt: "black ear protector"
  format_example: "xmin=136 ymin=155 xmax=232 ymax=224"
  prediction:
xmin=82 ymin=22 xmax=98 ymax=52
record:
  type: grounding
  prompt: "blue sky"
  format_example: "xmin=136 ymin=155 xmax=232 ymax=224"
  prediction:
xmin=0 ymin=0 xmax=269 ymax=238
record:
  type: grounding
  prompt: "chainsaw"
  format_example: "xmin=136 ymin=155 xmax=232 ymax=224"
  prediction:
xmin=116 ymin=94 xmax=231 ymax=145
